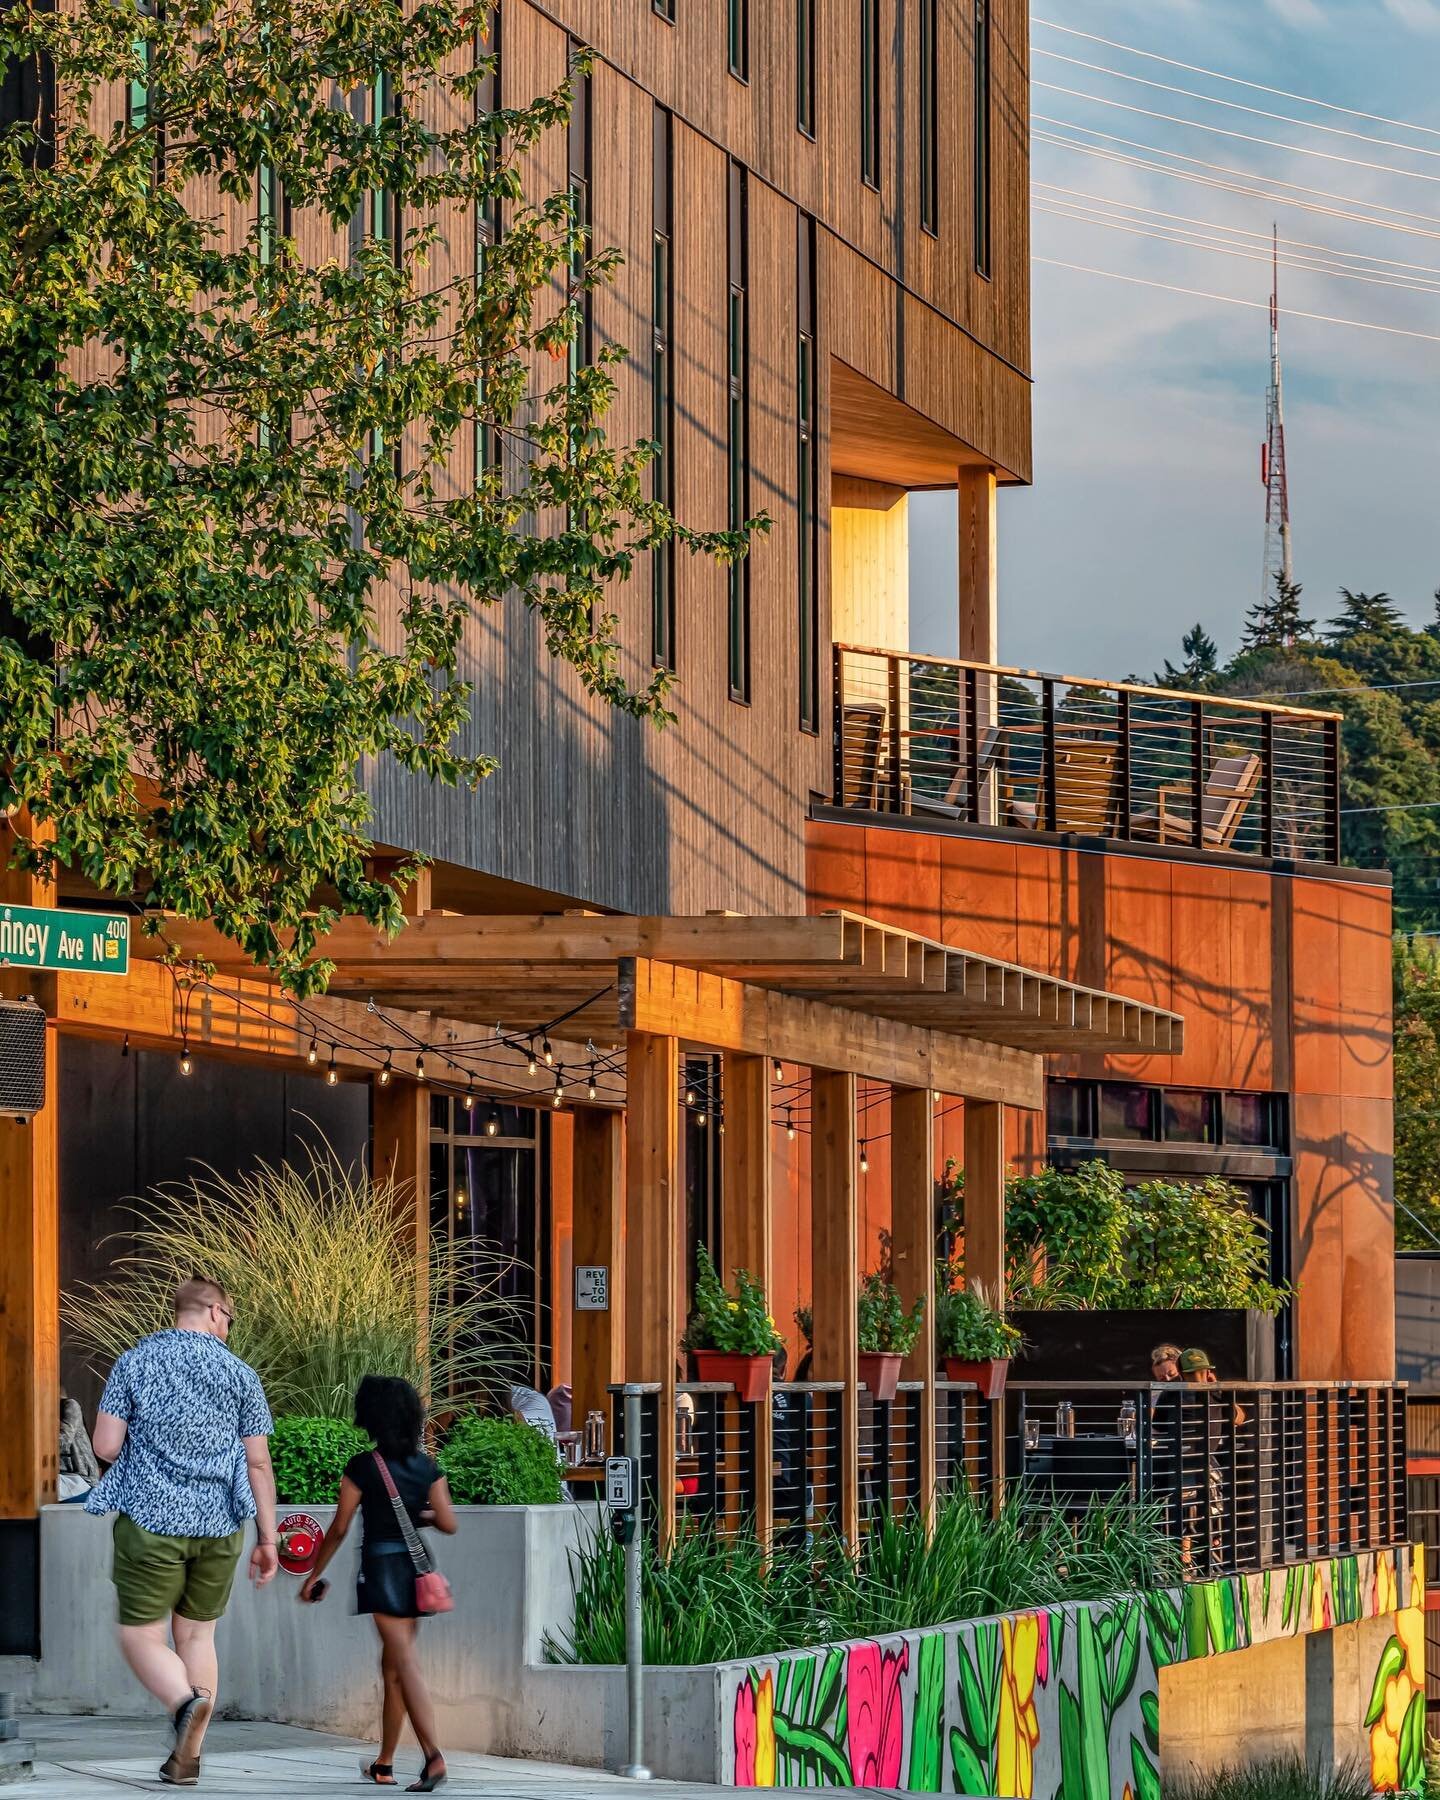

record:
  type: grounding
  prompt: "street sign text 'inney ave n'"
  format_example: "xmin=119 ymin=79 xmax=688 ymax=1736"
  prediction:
xmin=0 ymin=903 xmax=130 ymax=975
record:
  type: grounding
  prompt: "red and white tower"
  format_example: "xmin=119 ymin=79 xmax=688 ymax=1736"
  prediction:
xmin=1260 ymin=224 xmax=1294 ymax=602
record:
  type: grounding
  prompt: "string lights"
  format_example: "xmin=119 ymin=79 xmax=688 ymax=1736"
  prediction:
xmin=179 ymin=1040 xmax=193 ymax=1076
xmin=326 ymin=1045 xmax=339 ymax=1085
xmin=485 ymin=1104 xmax=500 ymax=1137
xmin=415 ymin=1052 xmax=427 ymax=1082
xmin=860 ymin=1139 xmax=870 ymax=1174
xmin=377 ymin=1052 xmax=392 ymax=1086
xmin=306 ymin=1037 xmax=319 ymax=1066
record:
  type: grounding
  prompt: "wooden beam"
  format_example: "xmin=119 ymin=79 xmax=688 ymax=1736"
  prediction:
xmin=622 ymin=959 xmax=1044 ymax=1106
xmin=721 ymin=1054 xmax=774 ymax=1550
xmin=964 ymin=1100 xmax=1006 ymax=1303
xmin=571 ymin=1109 xmax=624 ymax=1447
xmin=625 ymin=1032 xmax=680 ymax=1551
xmin=958 ymin=467 xmax=999 ymax=665
xmin=811 ymin=1069 xmax=859 ymax=1546
xmin=372 ymin=1079 xmax=431 ymax=1396
xmin=891 ymin=1087 xmax=937 ymax=1523
xmin=0 ymin=819 xmax=58 ymax=1518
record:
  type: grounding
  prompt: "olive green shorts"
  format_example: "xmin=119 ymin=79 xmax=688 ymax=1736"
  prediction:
xmin=112 ymin=1514 xmax=244 ymax=1627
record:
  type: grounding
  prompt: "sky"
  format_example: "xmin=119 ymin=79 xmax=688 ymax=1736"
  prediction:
xmin=909 ymin=0 xmax=1440 ymax=680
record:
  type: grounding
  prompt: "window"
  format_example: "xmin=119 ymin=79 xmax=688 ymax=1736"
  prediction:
xmin=127 ymin=1 xmax=152 ymax=134
xmin=654 ymin=0 xmax=676 ymax=19
xmin=726 ymin=161 xmax=750 ymax=702
xmin=1097 ymin=1083 xmax=1157 ymax=1142
xmin=651 ymin=106 xmax=676 ymax=671
xmin=1 ymin=0 xmax=54 ymax=168
xmin=972 ymin=0 xmax=991 ymax=276
xmin=797 ymin=0 xmax=816 ymax=138
xmin=256 ymin=164 xmax=285 ymax=450
xmin=567 ymin=52 xmax=592 ymax=379
xmin=1046 ymin=1080 xmax=1094 ymax=1139
xmin=475 ymin=20 xmax=501 ymax=482
xmin=367 ymin=69 xmax=400 ymax=477
xmin=1224 ymin=1091 xmax=1285 ymax=1150
xmin=797 ymin=214 xmax=818 ymax=732
xmin=728 ymin=0 xmax=749 ymax=80
xmin=684 ymin=1055 xmax=723 ymax=1302
xmin=919 ymin=0 xmax=938 ymax=234
xmin=1162 ymin=1088 xmax=1219 ymax=1145
xmin=859 ymin=0 xmax=880 ymax=189
xmin=1048 ymin=1079 xmax=1288 ymax=1155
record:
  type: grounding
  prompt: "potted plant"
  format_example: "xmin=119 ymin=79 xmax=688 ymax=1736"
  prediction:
xmin=936 ymin=1280 xmax=1021 ymax=1398
xmin=685 ymin=1245 xmax=783 ymax=1403
xmin=856 ymin=1267 xmax=925 ymax=1402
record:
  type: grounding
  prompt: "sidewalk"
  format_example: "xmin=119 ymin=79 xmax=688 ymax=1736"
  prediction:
xmin=16 ymin=1714 xmax=903 ymax=1797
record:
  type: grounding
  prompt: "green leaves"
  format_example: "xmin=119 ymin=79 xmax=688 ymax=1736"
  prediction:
xmin=0 ymin=0 xmax=759 ymax=991
xmin=270 ymin=1415 xmax=372 ymax=1504
xmin=437 ymin=1414 xmax=563 ymax=1507
xmin=684 ymin=1244 xmax=783 ymax=1357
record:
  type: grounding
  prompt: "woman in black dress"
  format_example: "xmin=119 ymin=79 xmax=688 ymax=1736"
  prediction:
xmin=299 ymin=1376 xmax=457 ymax=1791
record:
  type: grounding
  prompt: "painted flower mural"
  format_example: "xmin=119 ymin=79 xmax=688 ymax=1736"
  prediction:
xmin=733 ymin=1669 xmax=776 ymax=1787
xmin=1367 ymin=1607 xmax=1426 ymax=1794
xmin=847 ymin=1641 xmax=910 ymax=1787
xmin=996 ymin=1612 xmax=1048 ymax=1798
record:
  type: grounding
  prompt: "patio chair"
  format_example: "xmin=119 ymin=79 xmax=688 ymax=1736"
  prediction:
xmin=908 ymin=723 xmax=1005 ymax=821
xmin=839 ymin=700 xmax=887 ymax=810
xmin=1132 ymin=751 xmax=1261 ymax=849
xmin=1005 ymin=738 xmax=1119 ymax=834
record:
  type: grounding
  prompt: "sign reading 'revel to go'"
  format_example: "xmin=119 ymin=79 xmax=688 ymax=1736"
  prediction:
xmin=0 ymin=903 xmax=130 ymax=976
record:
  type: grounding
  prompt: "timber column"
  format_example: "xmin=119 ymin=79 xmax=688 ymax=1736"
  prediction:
xmin=890 ymin=1087 xmax=937 ymax=1518
xmin=0 ymin=816 xmax=59 ymax=1654
xmin=721 ymin=1053 xmax=774 ymax=1547
xmin=811 ymin=1069 xmax=860 ymax=1544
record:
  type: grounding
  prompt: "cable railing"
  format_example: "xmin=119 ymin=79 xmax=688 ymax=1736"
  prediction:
xmin=608 ymin=1379 xmax=1407 ymax=1579
xmin=832 ymin=645 xmax=1343 ymax=864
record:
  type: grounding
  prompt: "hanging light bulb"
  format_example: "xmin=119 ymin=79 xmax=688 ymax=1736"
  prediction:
xmin=684 ymin=1082 xmax=696 ymax=1107
xmin=717 ymin=1112 xmax=726 ymax=1136
xmin=377 ymin=1052 xmax=392 ymax=1087
xmin=455 ymin=1186 xmax=467 ymax=1210
xmin=526 ymin=1043 xmax=538 ymax=1075
xmin=485 ymin=1105 xmax=500 ymax=1137
xmin=772 ymin=1058 xmax=783 ymax=1083
xmin=587 ymin=1060 xmax=598 ymax=1101
xmin=859 ymin=1140 xmax=870 ymax=1174
xmin=326 ymin=1045 xmax=339 ymax=1086
xmin=696 ymin=1106 xmax=707 ymax=1127
xmin=785 ymin=1108 xmax=795 ymax=1141
xmin=415 ymin=1052 xmax=427 ymax=1083
xmin=463 ymin=1074 xmax=475 ymax=1111
xmin=179 ymin=1041 xmax=193 ymax=1077
xmin=306 ymin=1037 xmax=319 ymax=1066
xmin=542 ymin=1036 xmax=554 ymax=1066
xmin=121 ymin=1033 xmax=130 ymax=1058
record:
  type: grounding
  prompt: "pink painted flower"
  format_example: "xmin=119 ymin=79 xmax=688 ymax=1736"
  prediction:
xmin=1036 ymin=1611 xmax=1051 ymax=1686
xmin=846 ymin=1640 xmax=910 ymax=1787
xmin=734 ymin=1676 xmax=757 ymax=1787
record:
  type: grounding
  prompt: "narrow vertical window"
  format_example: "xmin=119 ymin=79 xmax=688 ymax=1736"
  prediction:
xmin=973 ymin=0 xmax=991 ymax=276
xmin=728 ymin=0 xmax=749 ymax=81
xmin=475 ymin=17 xmax=501 ymax=483
xmin=919 ymin=0 xmax=938 ymax=235
xmin=797 ymin=0 xmax=815 ymax=138
xmin=797 ymin=214 xmax=818 ymax=733
xmin=859 ymin=0 xmax=880 ymax=189
xmin=727 ymin=160 xmax=750 ymax=703
xmin=256 ymin=163 xmax=283 ymax=450
xmin=368 ymin=69 xmax=400 ymax=476
xmin=567 ymin=50 xmax=592 ymax=381
xmin=653 ymin=0 xmax=676 ymax=19
xmin=651 ymin=106 xmax=675 ymax=671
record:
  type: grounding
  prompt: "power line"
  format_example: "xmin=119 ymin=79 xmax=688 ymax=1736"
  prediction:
xmin=1034 ymin=47 xmax=1440 ymax=166
xmin=1032 ymin=18 xmax=1440 ymax=143
xmin=1033 ymin=257 xmax=1440 ymax=346
xmin=1035 ymin=80 xmax=1440 ymax=188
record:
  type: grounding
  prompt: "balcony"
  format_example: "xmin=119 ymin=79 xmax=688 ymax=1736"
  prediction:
xmin=610 ymin=1378 xmax=1408 ymax=1582
xmin=832 ymin=646 xmax=1343 ymax=865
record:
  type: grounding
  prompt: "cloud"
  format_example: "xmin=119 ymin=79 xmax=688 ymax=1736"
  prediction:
xmin=1384 ymin=0 xmax=1440 ymax=32
xmin=1265 ymin=0 xmax=1328 ymax=26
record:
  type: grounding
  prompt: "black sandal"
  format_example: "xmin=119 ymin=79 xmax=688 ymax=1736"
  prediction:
xmin=406 ymin=1750 xmax=446 ymax=1792
xmin=361 ymin=1760 xmax=397 ymax=1786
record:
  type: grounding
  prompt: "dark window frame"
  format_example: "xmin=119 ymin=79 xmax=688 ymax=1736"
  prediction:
xmin=796 ymin=0 xmax=816 ymax=138
xmin=859 ymin=0 xmax=881 ymax=190
xmin=651 ymin=105 xmax=676 ymax=671
xmin=919 ymin=0 xmax=939 ymax=235
xmin=653 ymin=0 xmax=677 ymax=21
xmin=475 ymin=18 xmax=502 ymax=484
xmin=728 ymin=0 xmax=749 ymax=82
xmin=797 ymin=213 xmax=819 ymax=733
xmin=727 ymin=159 xmax=751 ymax=703
xmin=972 ymin=0 xmax=992 ymax=277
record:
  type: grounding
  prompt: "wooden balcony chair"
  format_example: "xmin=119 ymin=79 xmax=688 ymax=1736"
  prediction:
xmin=1132 ymin=751 xmax=1262 ymax=849
xmin=1005 ymin=738 xmax=1119 ymax=834
xmin=908 ymin=723 xmax=1005 ymax=821
xmin=839 ymin=700 xmax=887 ymax=810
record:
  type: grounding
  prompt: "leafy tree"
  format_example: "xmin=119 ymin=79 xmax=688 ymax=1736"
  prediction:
xmin=0 ymin=0 xmax=754 ymax=993
xmin=1241 ymin=572 xmax=1315 ymax=651
xmin=1156 ymin=622 xmax=1219 ymax=691
xmin=1394 ymin=935 xmax=1440 ymax=1252
xmin=1327 ymin=589 xmax=1404 ymax=643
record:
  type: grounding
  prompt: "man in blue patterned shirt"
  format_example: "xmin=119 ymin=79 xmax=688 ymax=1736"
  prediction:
xmin=87 ymin=1276 xmax=278 ymax=1787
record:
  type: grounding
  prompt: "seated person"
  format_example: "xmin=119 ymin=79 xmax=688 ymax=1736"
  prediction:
xmin=547 ymin=1382 xmax=574 ymax=1438
xmin=1149 ymin=1343 xmax=1181 ymax=1383
xmin=509 ymin=1382 xmax=560 ymax=1446
xmin=58 ymin=1391 xmax=100 ymax=1502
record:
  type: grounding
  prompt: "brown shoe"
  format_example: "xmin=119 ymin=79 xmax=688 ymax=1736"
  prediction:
xmin=159 ymin=1749 xmax=200 ymax=1786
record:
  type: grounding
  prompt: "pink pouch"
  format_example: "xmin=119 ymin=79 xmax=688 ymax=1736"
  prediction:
xmin=414 ymin=1570 xmax=454 ymax=1615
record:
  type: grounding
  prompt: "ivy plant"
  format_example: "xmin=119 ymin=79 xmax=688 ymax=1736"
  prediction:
xmin=0 ymin=0 xmax=759 ymax=994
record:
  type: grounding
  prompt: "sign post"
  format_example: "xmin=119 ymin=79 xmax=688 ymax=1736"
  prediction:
xmin=611 ymin=1395 xmax=649 ymax=1781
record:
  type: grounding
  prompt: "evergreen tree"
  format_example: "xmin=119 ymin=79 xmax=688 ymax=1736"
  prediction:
xmin=1326 ymin=589 xmax=1404 ymax=643
xmin=1241 ymin=572 xmax=1315 ymax=649
xmin=1156 ymin=622 xmax=1219 ymax=690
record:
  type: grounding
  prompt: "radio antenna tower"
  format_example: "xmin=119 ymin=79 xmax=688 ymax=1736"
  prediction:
xmin=1260 ymin=223 xmax=1294 ymax=606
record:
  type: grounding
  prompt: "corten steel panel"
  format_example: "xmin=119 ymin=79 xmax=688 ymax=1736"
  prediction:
xmin=1334 ymin=882 xmax=1394 ymax=1103
xmin=938 ymin=834 xmax=1021 ymax=961
xmin=806 ymin=819 xmax=870 ymax=918
xmin=1016 ymin=842 xmax=1060 ymax=979
xmin=864 ymin=825 xmax=941 ymax=939
xmin=1102 ymin=854 xmax=1175 ymax=1084
xmin=1292 ymin=880 xmax=1344 ymax=1099
xmin=1168 ymin=861 xmax=1236 ymax=1091
xmin=1338 ymin=1095 xmax=1396 ymax=1380
xmin=1229 ymin=869 xmax=1278 ymax=1092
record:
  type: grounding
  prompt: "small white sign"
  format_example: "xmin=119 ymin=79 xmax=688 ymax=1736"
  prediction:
xmin=575 ymin=1265 xmax=610 ymax=1311
xmin=605 ymin=1456 xmax=636 ymax=1512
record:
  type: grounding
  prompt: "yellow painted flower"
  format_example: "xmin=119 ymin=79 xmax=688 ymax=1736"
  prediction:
xmin=754 ymin=1671 xmax=776 ymax=1788
xmin=996 ymin=1612 xmax=1046 ymax=1798
xmin=1398 ymin=1603 xmax=1424 ymax=1685
xmin=1375 ymin=1552 xmax=1396 ymax=1616
xmin=1367 ymin=1615 xmax=1425 ymax=1793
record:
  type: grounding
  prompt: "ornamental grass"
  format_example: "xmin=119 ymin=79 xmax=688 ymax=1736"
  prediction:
xmin=64 ymin=1142 xmax=527 ymax=1419
xmin=545 ymin=1490 xmax=1181 ymax=1668
xmin=1166 ymin=1757 xmax=1374 ymax=1800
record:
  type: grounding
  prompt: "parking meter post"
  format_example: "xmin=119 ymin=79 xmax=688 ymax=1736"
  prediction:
xmin=620 ymin=1391 xmax=650 ymax=1781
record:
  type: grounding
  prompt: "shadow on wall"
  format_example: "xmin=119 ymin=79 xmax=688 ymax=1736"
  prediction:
xmin=58 ymin=1035 xmax=369 ymax=1419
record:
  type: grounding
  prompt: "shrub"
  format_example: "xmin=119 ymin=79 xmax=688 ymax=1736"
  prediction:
xmin=857 ymin=1269 xmax=925 ymax=1355
xmin=545 ymin=1490 xmax=1180 ymax=1667
xmin=684 ymin=1244 xmax=783 ymax=1356
xmin=270 ymin=1415 xmax=372 ymax=1504
xmin=438 ymin=1413 xmax=563 ymax=1506
xmin=63 ymin=1143 xmax=527 ymax=1417
xmin=935 ymin=1282 xmax=1022 ymax=1360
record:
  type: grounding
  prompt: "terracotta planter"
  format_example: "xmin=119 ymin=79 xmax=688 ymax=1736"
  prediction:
xmin=944 ymin=1356 xmax=1010 ymax=1399
xmin=693 ymin=1349 xmax=772 ymax=1403
xmin=858 ymin=1351 xmax=904 ymax=1403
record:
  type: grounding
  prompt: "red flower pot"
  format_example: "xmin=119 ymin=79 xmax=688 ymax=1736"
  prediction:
xmin=858 ymin=1351 xmax=903 ymax=1403
xmin=693 ymin=1349 xmax=772 ymax=1403
xmin=943 ymin=1356 xmax=1010 ymax=1399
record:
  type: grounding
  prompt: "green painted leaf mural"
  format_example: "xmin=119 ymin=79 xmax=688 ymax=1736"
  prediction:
xmin=773 ymin=1714 xmax=853 ymax=1787
xmin=908 ymin=1633 xmax=946 ymax=1794
xmin=1075 ymin=1608 xmax=1111 ymax=1800
xmin=1366 ymin=1638 xmax=1407 ymax=1727
xmin=1108 ymin=1601 xmax=1142 ymax=1711
xmin=1131 ymin=1737 xmax=1162 ymax=1800
xmin=1139 ymin=1690 xmax=1160 ymax=1755
xmin=1399 ymin=1688 xmax=1427 ymax=1793
xmin=1058 ymin=1684 xmax=1087 ymax=1800
xmin=812 ymin=1647 xmax=844 ymax=1731
xmin=950 ymin=1729 xmax=990 ymax=1797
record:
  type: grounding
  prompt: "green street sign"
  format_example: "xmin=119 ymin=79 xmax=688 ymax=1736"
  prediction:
xmin=0 ymin=903 xmax=130 ymax=976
